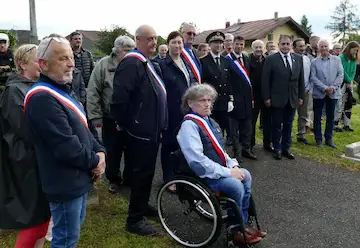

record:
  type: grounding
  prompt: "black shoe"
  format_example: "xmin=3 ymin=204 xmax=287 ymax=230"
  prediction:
xmin=263 ymin=145 xmax=274 ymax=153
xmin=325 ymin=140 xmax=337 ymax=149
xmin=242 ymin=150 xmax=257 ymax=160
xmin=273 ymin=151 xmax=282 ymax=160
xmin=126 ymin=219 xmax=157 ymax=236
xmin=108 ymin=182 xmax=121 ymax=194
xmin=297 ymin=137 xmax=310 ymax=145
xmin=334 ymin=127 xmax=343 ymax=132
xmin=316 ymin=140 xmax=323 ymax=148
xmin=145 ymin=205 xmax=158 ymax=218
xmin=282 ymin=151 xmax=295 ymax=159
xmin=233 ymin=150 xmax=244 ymax=163
xmin=343 ymin=126 xmax=354 ymax=132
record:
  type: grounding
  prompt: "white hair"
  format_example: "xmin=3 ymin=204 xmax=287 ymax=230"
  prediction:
xmin=251 ymin=39 xmax=265 ymax=51
xmin=318 ymin=39 xmax=329 ymax=46
xmin=333 ymin=43 xmax=341 ymax=49
xmin=180 ymin=22 xmax=196 ymax=33
xmin=37 ymin=36 xmax=70 ymax=60
xmin=158 ymin=44 xmax=168 ymax=52
xmin=225 ymin=33 xmax=234 ymax=41
xmin=112 ymin=35 xmax=135 ymax=54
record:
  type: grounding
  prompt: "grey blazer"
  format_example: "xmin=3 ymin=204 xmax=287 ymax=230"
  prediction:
xmin=310 ymin=55 xmax=344 ymax=99
xmin=261 ymin=52 xmax=305 ymax=108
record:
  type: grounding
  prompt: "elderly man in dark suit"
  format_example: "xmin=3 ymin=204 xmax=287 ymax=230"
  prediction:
xmin=262 ymin=35 xmax=305 ymax=160
xmin=200 ymin=31 xmax=234 ymax=144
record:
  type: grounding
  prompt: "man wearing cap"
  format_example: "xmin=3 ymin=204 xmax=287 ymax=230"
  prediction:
xmin=200 ymin=31 xmax=234 ymax=145
xmin=0 ymin=33 xmax=15 ymax=88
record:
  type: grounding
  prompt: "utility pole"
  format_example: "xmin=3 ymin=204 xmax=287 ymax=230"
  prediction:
xmin=29 ymin=0 xmax=38 ymax=44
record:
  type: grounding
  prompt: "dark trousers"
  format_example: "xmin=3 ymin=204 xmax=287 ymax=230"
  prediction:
xmin=212 ymin=110 xmax=230 ymax=138
xmin=160 ymin=143 xmax=179 ymax=183
xmin=229 ymin=117 xmax=252 ymax=152
xmin=103 ymin=117 xmax=131 ymax=185
xmin=127 ymin=136 xmax=159 ymax=224
xmin=251 ymin=104 xmax=272 ymax=148
xmin=271 ymin=102 xmax=296 ymax=152
xmin=313 ymin=96 xmax=337 ymax=142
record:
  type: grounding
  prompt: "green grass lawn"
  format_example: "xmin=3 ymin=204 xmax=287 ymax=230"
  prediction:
xmin=0 ymin=183 xmax=177 ymax=248
xmin=2 ymin=103 xmax=360 ymax=247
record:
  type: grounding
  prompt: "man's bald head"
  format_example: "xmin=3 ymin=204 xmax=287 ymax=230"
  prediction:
xmin=134 ymin=24 xmax=157 ymax=58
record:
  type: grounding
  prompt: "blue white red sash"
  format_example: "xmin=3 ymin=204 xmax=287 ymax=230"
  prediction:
xmin=226 ymin=53 xmax=251 ymax=88
xmin=125 ymin=50 xmax=166 ymax=96
xmin=184 ymin=114 xmax=226 ymax=166
xmin=24 ymin=82 xmax=88 ymax=128
xmin=181 ymin=46 xmax=201 ymax=84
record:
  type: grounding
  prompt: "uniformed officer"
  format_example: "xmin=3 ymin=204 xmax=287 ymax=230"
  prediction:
xmin=0 ymin=33 xmax=15 ymax=89
xmin=200 ymin=31 xmax=234 ymax=144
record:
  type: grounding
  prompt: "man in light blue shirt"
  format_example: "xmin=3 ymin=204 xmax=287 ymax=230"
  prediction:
xmin=310 ymin=39 xmax=343 ymax=148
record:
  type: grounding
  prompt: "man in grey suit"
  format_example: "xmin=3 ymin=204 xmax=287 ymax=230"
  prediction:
xmin=262 ymin=35 xmax=305 ymax=160
xmin=310 ymin=39 xmax=344 ymax=148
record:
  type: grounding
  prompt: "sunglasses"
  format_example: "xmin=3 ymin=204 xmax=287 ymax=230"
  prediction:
xmin=40 ymin=37 xmax=63 ymax=58
xmin=186 ymin=32 xmax=196 ymax=36
xmin=19 ymin=45 xmax=38 ymax=62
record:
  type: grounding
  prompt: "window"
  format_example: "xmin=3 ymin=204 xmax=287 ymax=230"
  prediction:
xmin=267 ymin=33 xmax=274 ymax=41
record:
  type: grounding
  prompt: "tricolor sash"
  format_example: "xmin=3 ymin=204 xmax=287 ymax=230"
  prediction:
xmin=184 ymin=114 xmax=226 ymax=166
xmin=24 ymin=82 xmax=88 ymax=128
xmin=226 ymin=54 xmax=251 ymax=88
xmin=181 ymin=46 xmax=201 ymax=84
xmin=125 ymin=50 xmax=167 ymax=96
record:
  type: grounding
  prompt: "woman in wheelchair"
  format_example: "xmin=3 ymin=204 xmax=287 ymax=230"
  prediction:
xmin=176 ymin=84 xmax=266 ymax=245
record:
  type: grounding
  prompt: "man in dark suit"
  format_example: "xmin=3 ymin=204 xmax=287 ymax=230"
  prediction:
xmin=227 ymin=47 xmax=256 ymax=160
xmin=262 ymin=35 xmax=305 ymax=160
xmin=201 ymin=31 xmax=234 ymax=142
xmin=232 ymin=36 xmax=250 ymax=71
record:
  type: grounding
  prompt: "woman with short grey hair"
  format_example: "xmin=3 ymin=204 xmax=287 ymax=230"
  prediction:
xmin=176 ymin=84 xmax=264 ymax=246
xmin=87 ymin=35 xmax=135 ymax=194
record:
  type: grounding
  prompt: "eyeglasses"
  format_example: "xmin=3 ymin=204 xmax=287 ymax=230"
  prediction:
xmin=40 ymin=37 xmax=63 ymax=58
xmin=19 ymin=45 xmax=38 ymax=62
xmin=186 ymin=32 xmax=196 ymax=37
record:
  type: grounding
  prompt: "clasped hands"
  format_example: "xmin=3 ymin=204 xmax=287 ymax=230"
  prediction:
xmin=92 ymin=152 xmax=106 ymax=181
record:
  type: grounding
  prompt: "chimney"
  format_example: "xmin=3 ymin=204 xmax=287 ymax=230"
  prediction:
xmin=226 ymin=21 xmax=230 ymax=28
xmin=274 ymin=12 xmax=279 ymax=20
xmin=237 ymin=18 xmax=241 ymax=24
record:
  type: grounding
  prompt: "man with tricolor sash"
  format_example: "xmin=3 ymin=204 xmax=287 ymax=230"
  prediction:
xmin=181 ymin=23 xmax=201 ymax=83
xmin=24 ymin=36 xmax=106 ymax=247
xmin=111 ymin=25 xmax=168 ymax=236
xmin=226 ymin=48 xmax=257 ymax=160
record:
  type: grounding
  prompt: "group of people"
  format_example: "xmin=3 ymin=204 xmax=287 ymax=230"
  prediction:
xmin=0 ymin=20 xmax=358 ymax=248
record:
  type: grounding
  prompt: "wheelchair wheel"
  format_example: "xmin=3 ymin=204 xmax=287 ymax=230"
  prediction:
xmin=157 ymin=176 xmax=223 ymax=247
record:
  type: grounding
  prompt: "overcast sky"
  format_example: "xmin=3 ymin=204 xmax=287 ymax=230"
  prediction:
xmin=1 ymin=0 xmax=359 ymax=46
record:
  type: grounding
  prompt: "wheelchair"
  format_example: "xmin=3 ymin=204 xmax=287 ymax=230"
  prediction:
xmin=157 ymin=150 xmax=264 ymax=248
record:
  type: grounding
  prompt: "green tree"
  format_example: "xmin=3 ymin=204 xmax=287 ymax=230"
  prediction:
xmin=0 ymin=30 xmax=17 ymax=51
xmin=325 ymin=0 xmax=360 ymax=44
xmin=342 ymin=33 xmax=360 ymax=44
xmin=95 ymin=25 xmax=133 ymax=55
xmin=156 ymin=36 xmax=166 ymax=51
xmin=300 ymin=15 xmax=313 ymax=35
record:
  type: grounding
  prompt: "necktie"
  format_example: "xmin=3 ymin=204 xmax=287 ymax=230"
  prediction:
xmin=215 ymin=57 xmax=220 ymax=68
xmin=284 ymin=55 xmax=291 ymax=73
xmin=238 ymin=56 xmax=243 ymax=65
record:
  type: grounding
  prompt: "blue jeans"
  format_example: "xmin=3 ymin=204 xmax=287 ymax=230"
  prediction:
xmin=49 ymin=193 xmax=88 ymax=248
xmin=313 ymin=97 xmax=337 ymax=142
xmin=205 ymin=168 xmax=252 ymax=223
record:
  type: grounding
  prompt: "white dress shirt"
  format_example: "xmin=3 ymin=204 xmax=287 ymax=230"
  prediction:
xmin=279 ymin=51 xmax=293 ymax=69
xmin=210 ymin=52 xmax=221 ymax=66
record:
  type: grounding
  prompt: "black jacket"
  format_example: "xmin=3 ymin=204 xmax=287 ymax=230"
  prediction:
xmin=249 ymin=53 xmax=266 ymax=106
xmin=227 ymin=53 xmax=252 ymax=120
xmin=0 ymin=74 xmax=50 ymax=229
xmin=25 ymin=74 xmax=105 ymax=202
xmin=200 ymin=53 xmax=233 ymax=111
xmin=111 ymin=52 xmax=168 ymax=142
xmin=262 ymin=52 xmax=305 ymax=108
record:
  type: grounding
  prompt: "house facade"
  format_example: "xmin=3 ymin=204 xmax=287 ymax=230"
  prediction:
xmin=194 ymin=12 xmax=310 ymax=53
